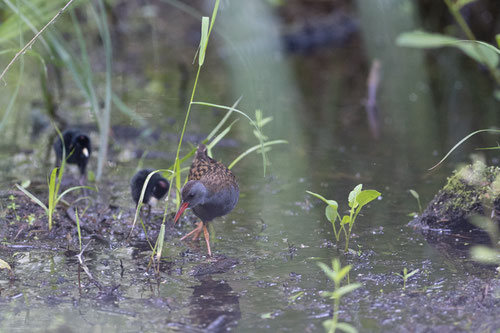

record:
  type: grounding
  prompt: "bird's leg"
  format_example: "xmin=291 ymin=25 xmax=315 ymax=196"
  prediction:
xmin=146 ymin=204 xmax=151 ymax=218
xmin=180 ymin=221 xmax=203 ymax=241
xmin=203 ymin=224 xmax=211 ymax=257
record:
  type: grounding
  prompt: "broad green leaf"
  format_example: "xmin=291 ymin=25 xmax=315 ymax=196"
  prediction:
xmin=325 ymin=203 xmax=339 ymax=224
xmin=348 ymin=184 xmax=362 ymax=208
xmin=0 ymin=258 xmax=11 ymax=271
xmin=322 ymin=319 xmax=336 ymax=331
xmin=336 ymin=322 xmax=358 ymax=333
xmin=356 ymin=190 xmax=381 ymax=207
xmin=198 ymin=16 xmax=209 ymax=66
xmin=470 ymin=246 xmax=500 ymax=264
xmin=470 ymin=216 xmax=498 ymax=242
xmin=332 ymin=283 xmax=362 ymax=298
xmin=396 ymin=31 xmax=499 ymax=68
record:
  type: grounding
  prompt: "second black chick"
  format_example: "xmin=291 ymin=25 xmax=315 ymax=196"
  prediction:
xmin=131 ymin=169 xmax=169 ymax=214
xmin=53 ymin=129 xmax=91 ymax=180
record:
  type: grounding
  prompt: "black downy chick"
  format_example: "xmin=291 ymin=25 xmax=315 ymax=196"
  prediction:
xmin=53 ymin=129 xmax=91 ymax=183
xmin=130 ymin=169 xmax=169 ymax=215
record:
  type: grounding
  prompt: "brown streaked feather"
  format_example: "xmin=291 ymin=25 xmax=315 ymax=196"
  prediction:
xmin=188 ymin=144 xmax=238 ymax=192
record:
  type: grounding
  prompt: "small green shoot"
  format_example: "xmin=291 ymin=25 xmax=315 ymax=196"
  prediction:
xmin=75 ymin=208 xmax=82 ymax=251
xmin=409 ymin=189 xmax=422 ymax=215
xmin=8 ymin=195 xmax=20 ymax=221
xmin=393 ymin=268 xmax=419 ymax=290
xmin=288 ymin=291 xmax=304 ymax=305
xmin=318 ymin=258 xmax=361 ymax=333
xmin=307 ymin=185 xmax=381 ymax=252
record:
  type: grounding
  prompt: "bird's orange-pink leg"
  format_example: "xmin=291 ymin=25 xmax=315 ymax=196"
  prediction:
xmin=203 ymin=225 xmax=211 ymax=257
xmin=180 ymin=221 xmax=203 ymax=241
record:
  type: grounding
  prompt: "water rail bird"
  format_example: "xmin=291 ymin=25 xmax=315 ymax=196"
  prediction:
xmin=174 ymin=144 xmax=239 ymax=257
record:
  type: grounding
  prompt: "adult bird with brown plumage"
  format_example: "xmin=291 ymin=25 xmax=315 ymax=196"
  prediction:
xmin=53 ymin=129 xmax=91 ymax=183
xmin=173 ymin=144 xmax=239 ymax=257
xmin=130 ymin=169 xmax=169 ymax=215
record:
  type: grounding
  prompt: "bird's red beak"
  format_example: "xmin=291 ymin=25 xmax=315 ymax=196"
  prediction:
xmin=174 ymin=202 xmax=189 ymax=224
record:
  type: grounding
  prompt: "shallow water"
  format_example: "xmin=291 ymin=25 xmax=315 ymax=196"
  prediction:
xmin=1 ymin=1 xmax=500 ymax=332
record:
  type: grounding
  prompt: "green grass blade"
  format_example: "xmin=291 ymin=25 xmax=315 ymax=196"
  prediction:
xmin=156 ymin=224 xmax=165 ymax=264
xmin=429 ymin=129 xmax=500 ymax=170
xmin=199 ymin=16 xmax=209 ymax=66
xmin=55 ymin=186 xmax=95 ymax=206
xmin=207 ymin=119 xmax=239 ymax=152
xmin=206 ymin=96 xmax=242 ymax=141
xmin=228 ymin=140 xmax=287 ymax=169
xmin=75 ymin=208 xmax=82 ymax=251
xmin=130 ymin=169 xmax=171 ymax=237
xmin=192 ymin=101 xmax=268 ymax=175
xmin=15 ymin=184 xmax=47 ymax=211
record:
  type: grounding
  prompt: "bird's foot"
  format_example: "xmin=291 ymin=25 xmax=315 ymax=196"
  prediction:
xmin=180 ymin=221 xmax=203 ymax=241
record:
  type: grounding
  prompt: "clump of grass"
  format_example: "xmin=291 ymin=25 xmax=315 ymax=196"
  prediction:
xmin=393 ymin=268 xmax=419 ymax=290
xmin=318 ymin=258 xmax=361 ymax=333
xmin=307 ymin=184 xmax=381 ymax=252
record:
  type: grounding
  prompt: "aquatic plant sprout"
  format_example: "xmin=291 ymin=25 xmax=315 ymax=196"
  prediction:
xmin=393 ymin=268 xmax=419 ymax=290
xmin=318 ymin=258 xmax=361 ymax=333
xmin=307 ymin=185 xmax=381 ymax=252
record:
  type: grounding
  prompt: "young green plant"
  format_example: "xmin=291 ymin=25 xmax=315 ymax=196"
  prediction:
xmin=307 ymin=184 xmax=381 ymax=252
xmin=393 ymin=268 xmax=419 ymax=290
xmin=318 ymin=258 xmax=361 ymax=333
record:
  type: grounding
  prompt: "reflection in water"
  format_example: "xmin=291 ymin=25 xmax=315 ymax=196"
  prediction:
xmin=188 ymin=276 xmax=241 ymax=332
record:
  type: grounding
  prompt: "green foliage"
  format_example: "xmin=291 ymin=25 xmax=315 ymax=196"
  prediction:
xmin=393 ymin=268 xmax=419 ymax=290
xmin=470 ymin=216 xmax=500 ymax=268
xmin=409 ymin=189 xmax=422 ymax=215
xmin=318 ymin=258 xmax=361 ymax=333
xmin=396 ymin=0 xmax=500 ymax=98
xmin=429 ymin=129 xmax=500 ymax=170
xmin=307 ymin=185 xmax=381 ymax=252
xmin=396 ymin=31 xmax=499 ymax=68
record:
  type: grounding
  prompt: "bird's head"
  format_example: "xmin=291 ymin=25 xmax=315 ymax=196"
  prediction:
xmin=74 ymin=134 xmax=91 ymax=158
xmin=173 ymin=180 xmax=207 ymax=223
xmin=151 ymin=179 xmax=169 ymax=203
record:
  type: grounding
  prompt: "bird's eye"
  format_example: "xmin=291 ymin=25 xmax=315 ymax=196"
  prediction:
xmin=188 ymin=193 xmax=195 ymax=198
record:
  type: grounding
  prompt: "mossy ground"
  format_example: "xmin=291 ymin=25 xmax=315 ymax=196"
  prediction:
xmin=410 ymin=161 xmax=500 ymax=232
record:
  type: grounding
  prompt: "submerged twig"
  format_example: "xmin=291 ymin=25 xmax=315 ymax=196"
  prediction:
xmin=76 ymin=240 xmax=95 ymax=282
xmin=0 ymin=0 xmax=77 ymax=83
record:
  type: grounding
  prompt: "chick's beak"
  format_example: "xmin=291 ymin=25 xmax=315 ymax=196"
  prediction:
xmin=82 ymin=148 xmax=89 ymax=158
xmin=174 ymin=202 xmax=189 ymax=224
